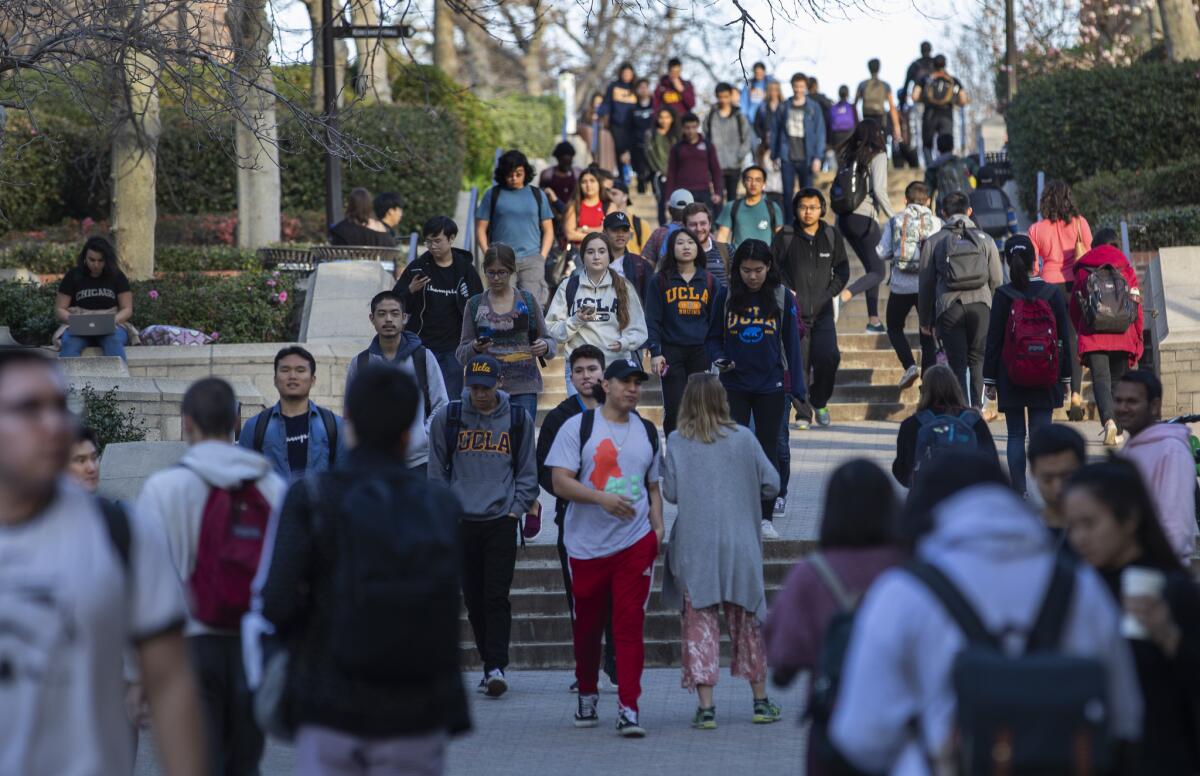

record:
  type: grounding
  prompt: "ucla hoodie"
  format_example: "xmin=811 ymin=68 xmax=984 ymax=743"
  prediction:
xmin=644 ymin=268 xmax=722 ymax=356
xmin=545 ymin=269 xmax=648 ymax=363
xmin=706 ymin=285 xmax=807 ymax=400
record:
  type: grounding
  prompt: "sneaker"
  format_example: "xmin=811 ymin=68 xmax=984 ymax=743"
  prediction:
xmin=790 ymin=417 xmax=810 ymax=431
xmin=752 ymin=698 xmax=782 ymax=724
xmin=864 ymin=321 xmax=886 ymax=334
xmin=568 ymin=680 xmax=579 ymax=693
xmin=1102 ymin=419 xmax=1119 ymax=447
xmin=616 ymin=706 xmax=646 ymax=738
xmin=484 ymin=668 xmax=507 ymax=698
xmin=761 ymin=520 xmax=781 ymax=540
xmin=1115 ymin=432 xmax=1128 ymax=446
xmin=522 ymin=510 xmax=542 ymax=541
xmin=574 ymin=693 xmax=599 ymax=728
xmin=691 ymin=706 xmax=717 ymax=730
xmin=815 ymin=407 xmax=831 ymax=427
xmin=476 ymin=677 xmax=488 ymax=694
xmin=773 ymin=496 xmax=786 ymax=517
xmin=898 ymin=364 xmax=920 ymax=390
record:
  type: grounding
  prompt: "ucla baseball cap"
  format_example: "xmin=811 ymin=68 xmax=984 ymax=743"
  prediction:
xmin=604 ymin=357 xmax=649 ymax=382
xmin=465 ymin=354 xmax=502 ymax=387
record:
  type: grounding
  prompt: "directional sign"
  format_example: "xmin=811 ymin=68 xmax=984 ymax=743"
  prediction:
xmin=333 ymin=24 xmax=414 ymax=39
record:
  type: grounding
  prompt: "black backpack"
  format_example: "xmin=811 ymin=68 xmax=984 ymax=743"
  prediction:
xmin=829 ymin=159 xmax=870 ymax=216
xmin=252 ymin=406 xmax=339 ymax=466
xmin=356 ymin=347 xmax=432 ymax=420
xmin=968 ymin=188 xmax=1010 ymax=239
xmin=807 ymin=554 xmax=863 ymax=767
xmin=938 ymin=223 xmax=990 ymax=291
xmin=441 ymin=399 xmax=526 ymax=479
xmin=907 ymin=551 xmax=1113 ymax=775
xmin=1077 ymin=264 xmax=1136 ymax=334
xmin=935 ymin=158 xmax=973 ymax=211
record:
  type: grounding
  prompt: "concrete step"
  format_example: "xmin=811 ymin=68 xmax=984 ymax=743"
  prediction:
xmin=805 ymin=402 xmax=911 ymax=421
xmin=506 ymin=556 xmax=797 ymax=592
xmin=830 ymin=382 xmax=920 ymax=404
xmin=839 ymin=332 xmax=919 ymax=350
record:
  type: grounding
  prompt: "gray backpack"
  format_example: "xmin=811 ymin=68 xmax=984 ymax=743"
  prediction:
xmin=938 ymin=223 xmax=989 ymax=291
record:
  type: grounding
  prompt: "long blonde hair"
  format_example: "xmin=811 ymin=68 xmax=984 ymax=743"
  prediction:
xmin=676 ymin=373 xmax=737 ymax=443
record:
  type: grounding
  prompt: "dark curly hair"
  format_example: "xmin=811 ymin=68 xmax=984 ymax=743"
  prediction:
xmin=74 ymin=236 xmax=122 ymax=278
xmin=838 ymin=117 xmax=887 ymax=171
xmin=1038 ymin=179 xmax=1080 ymax=224
xmin=494 ymin=150 xmax=535 ymax=189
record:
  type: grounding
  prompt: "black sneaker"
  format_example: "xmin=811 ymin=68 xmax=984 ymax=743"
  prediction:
xmin=476 ymin=676 xmax=488 ymax=694
xmin=568 ymin=680 xmax=579 ymax=693
xmin=616 ymin=706 xmax=645 ymax=738
xmin=574 ymin=693 xmax=599 ymax=728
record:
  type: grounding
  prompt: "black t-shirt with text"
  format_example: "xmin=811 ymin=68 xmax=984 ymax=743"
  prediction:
xmin=57 ymin=268 xmax=131 ymax=311
xmin=409 ymin=262 xmax=467 ymax=352
xmin=283 ymin=413 xmax=310 ymax=474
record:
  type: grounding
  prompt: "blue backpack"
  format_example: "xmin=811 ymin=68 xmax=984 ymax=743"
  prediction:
xmin=914 ymin=409 xmax=979 ymax=473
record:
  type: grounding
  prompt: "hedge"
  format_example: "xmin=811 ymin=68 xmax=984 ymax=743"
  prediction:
xmin=391 ymin=63 xmax=498 ymax=184
xmin=1007 ymin=61 xmax=1200 ymax=213
xmin=0 ymin=244 xmax=261 ymax=274
xmin=0 ymin=117 xmax=67 ymax=232
xmin=490 ymin=94 xmax=564 ymax=161
xmin=1073 ymin=157 xmax=1200 ymax=217
xmin=1096 ymin=205 xmax=1200 ymax=253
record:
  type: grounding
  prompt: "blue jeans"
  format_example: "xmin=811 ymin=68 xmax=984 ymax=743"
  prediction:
xmin=510 ymin=392 xmax=538 ymax=422
xmin=432 ymin=348 xmax=463 ymax=398
xmin=780 ymin=158 xmax=814 ymax=223
xmin=60 ymin=327 xmax=128 ymax=359
xmin=1004 ymin=406 xmax=1052 ymax=497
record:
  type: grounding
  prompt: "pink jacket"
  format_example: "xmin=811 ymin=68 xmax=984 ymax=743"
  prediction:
xmin=1123 ymin=423 xmax=1198 ymax=560
xmin=1029 ymin=216 xmax=1092 ymax=284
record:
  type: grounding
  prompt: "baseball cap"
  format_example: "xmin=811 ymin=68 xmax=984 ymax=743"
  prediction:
xmin=603 ymin=211 xmax=632 ymax=231
xmin=604 ymin=358 xmax=650 ymax=382
xmin=1004 ymin=234 xmax=1035 ymax=262
xmin=465 ymin=354 xmax=502 ymax=387
xmin=668 ymin=189 xmax=694 ymax=209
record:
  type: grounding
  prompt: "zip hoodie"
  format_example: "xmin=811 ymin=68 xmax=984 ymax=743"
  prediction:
xmin=545 ymin=269 xmax=648 ymax=363
xmin=772 ymin=222 xmax=850 ymax=323
xmin=344 ymin=331 xmax=450 ymax=468
xmin=393 ymin=248 xmax=483 ymax=352
xmin=644 ymin=268 xmax=721 ymax=356
xmin=428 ymin=389 xmax=538 ymax=521
xmin=704 ymin=108 xmax=752 ymax=172
xmin=136 ymin=440 xmax=287 ymax=636
xmin=830 ymin=485 xmax=1143 ymax=774
xmin=706 ymin=285 xmax=807 ymax=400
xmin=1123 ymin=423 xmax=1198 ymax=560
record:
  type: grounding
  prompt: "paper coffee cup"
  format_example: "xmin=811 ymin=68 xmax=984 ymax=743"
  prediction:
xmin=1120 ymin=566 xmax=1166 ymax=639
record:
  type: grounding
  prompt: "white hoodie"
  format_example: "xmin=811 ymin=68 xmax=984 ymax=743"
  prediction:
xmin=829 ymin=485 xmax=1142 ymax=775
xmin=137 ymin=440 xmax=288 ymax=635
xmin=545 ymin=268 xmax=648 ymax=361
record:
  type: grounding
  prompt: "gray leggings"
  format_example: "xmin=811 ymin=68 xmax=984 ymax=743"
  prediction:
xmin=1086 ymin=350 xmax=1129 ymax=424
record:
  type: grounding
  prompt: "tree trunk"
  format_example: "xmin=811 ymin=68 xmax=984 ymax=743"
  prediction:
xmin=1159 ymin=0 xmax=1200 ymax=61
xmin=227 ymin=0 xmax=281 ymax=248
xmin=433 ymin=0 xmax=458 ymax=78
xmin=349 ymin=0 xmax=393 ymax=103
xmin=523 ymin=19 xmax=544 ymax=96
xmin=110 ymin=51 xmax=160 ymax=280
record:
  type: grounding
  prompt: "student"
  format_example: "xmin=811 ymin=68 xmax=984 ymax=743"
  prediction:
xmin=239 ymin=346 xmax=347 ymax=482
xmin=892 ymin=363 xmax=997 ymax=488
xmin=764 ymin=459 xmax=904 ymax=776
xmin=918 ymin=191 xmax=1004 ymax=410
xmin=924 ymin=133 xmax=974 ymax=217
xmin=345 ymin=291 xmax=449 ymax=475
xmin=547 ymin=358 xmax=665 ymax=737
xmin=646 ymin=227 xmax=722 ymax=436
xmin=662 ymin=373 xmax=782 ymax=728
xmin=428 ymin=354 xmax=538 ymax=698
xmin=475 ymin=150 xmax=556 ymax=307
xmin=539 ymin=141 xmax=582 ymax=215
xmin=753 ymin=80 xmax=785 ymax=165
xmin=329 ymin=187 xmax=394 ymax=247
xmin=853 ymin=58 xmax=902 ymax=143
xmin=969 ymin=165 xmax=1019 ymax=249
xmin=835 ymin=119 xmax=896 ymax=334
xmin=1063 ymin=460 xmax=1200 ymax=775
xmin=546 ymin=232 xmax=648 ymax=390
xmin=652 ymin=57 xmax=696 ymax=119
xmin=253 ymin=366 xmax=470 ymax=772
xmin=0 ymin=349 xmax=205 ymax=775
xmin=68 ymin=425 xmax=102 ymax=492
xmin=772 ymin=72 xmax=826 ymax=219
xmin=911 ymin=54 xmax=968 ymax=166
xmin=644 ymin=108 xmax=680 ymax=226
xmin=879 ymin=180 xmax=941 ymax=388
xmin=563 ymin=167 xmax=609 ymax=248
xmin=138 ymin=377 xmax=287 ymax=775
xmin=901 ymin=41 xmax=936 ymax=107
xmin=643 ymin=188 xmax=691 ymax=261
xmin=394 ymin=216 xmax=484 ymax=397
xmin=704 ymin=83 xmax=753 ymax=206
xmin=631 ymin=79 xmax=656 ymax=194
xmin=665 ymin=113 xmax=724 ymax=214
xmin=1116 ymin=370 xmax=1199 ymax=560
xmin=1028 ymin=423 xmax=1087 ymax=537
xmin=983 ymin=236 xmax=1073 ymax=497
xmin=684 ymin=202 xmax=732 ymax=287
xmin=55 ymin=236 xmax=135 ymax=359
xmin=829 ymin=451 xmax=1143 ymax=772
xmin=707 ymin=239 xmax=807 ymax=538
xmin=773 ymin=189 xmax=850 ymax=427
xmin=806 ymin=76 xmax=833 ymax=160
xmin=715 ymin=165 xmax=785 ymax=250
xmin=599 ymin=62 xmax=640 ymax=166
xmin=599 ymin=211 xmax=653 ymax=304
xmin=827 ymin=85 xmax=858 ymax=150
xmin=741 ymin=62 xmax=773 ymax=123
xmin=602 ymin=179 xmax=650 ymax=258
xmin=372 ymin=191 xmax=404 ymax=245
xmin=457 ymin=244 xmax=554 ymax=423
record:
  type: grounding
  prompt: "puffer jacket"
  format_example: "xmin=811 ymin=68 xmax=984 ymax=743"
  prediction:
xmin=1068 ymin=244 xmax=1144 ymax=365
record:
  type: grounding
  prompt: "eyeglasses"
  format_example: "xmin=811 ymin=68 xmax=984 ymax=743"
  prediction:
xmin=485 ymin=270 xmax=511 ymax=279
xmin=424 ymin=238 xmax=448 ymax=248
xmin=798 ymin=205 xmax=822 ymax=212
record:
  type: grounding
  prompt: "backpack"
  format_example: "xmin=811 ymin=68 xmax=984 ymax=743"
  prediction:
xmin=184 ymin=465 xmax=273 ymax=629
xmin=1077 ymin=264 xmax=1136 ymax=335
xmin=1000 ymin=285 xmax=1060 ymax=389
xmin=806 ymin=554 xmax=863 ymax=766
xmin=914 ymin=409 xmax=980 ymax=473
xmin=892 ymin=205 xmax=937 ymax=273
xmin=253 ymin=406 xmax=338 ymax=467
xmin=923 ymin=73 xmax=956 ymax=107
xmin=938 ymin=223 xmax=989 ymax=291
xmin=486 ymin=185 xmax=546 ymax=242
xmin=730 ymin=199 xmax=778 ymax=243
xmin=906 ymin=551 xmax=1112 ymax=775
xmin=703 ymin=109 xmax=747 ymax=147
xmin=829 ymin=102 xmax=857 ymax=133
xmin=968 ymin=188 xmax=1011 ymax=239
xmin=356 ymin=347 xmax=432 ymax=420
xmin=935 ymin=158 xmax=973 ymax=208
xmin=830 ymin=159 xmax=870 ymax=216
xmin=861 ymin=78 xmax=889 ymax=115
xmin=441 ymin=399 xmax=526 ymax=479
xmin=577 ymin=408 xmax=659 ymax=478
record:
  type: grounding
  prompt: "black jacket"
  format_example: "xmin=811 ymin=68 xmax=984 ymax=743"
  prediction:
xmin=256 ymin=450 xmax=470 ymax=737
xmin=394 ymin=248 xmax=483 ymax=339
xmin=536 ymin=394 xmax=588 ymax=525
xmin=982 ymin=280 xmax=1074 ymax=412
xmin=772 ymin=223 xmax=850 ymax=323
xmin=892 ymin=407 xmax=997 ymax=488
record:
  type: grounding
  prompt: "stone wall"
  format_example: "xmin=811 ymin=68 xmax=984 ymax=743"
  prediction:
xmin=1159 ymin=335 xmax=1200 ymax=417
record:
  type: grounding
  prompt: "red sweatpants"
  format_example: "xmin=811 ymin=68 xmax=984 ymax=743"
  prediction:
xmin=568 ymin=530 xmax=658 ymax=712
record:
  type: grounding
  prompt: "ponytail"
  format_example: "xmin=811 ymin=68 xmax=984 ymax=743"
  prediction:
xmin=610 ymin=268 xmax=631 ymax=331
xmin=1004 ymin=234 xmax=1036 ymax=293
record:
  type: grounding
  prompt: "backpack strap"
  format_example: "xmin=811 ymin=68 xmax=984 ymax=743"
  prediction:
xmin=519 ymin=289 xmax=540 ymax=340
xmin=768 ymin=200 xmax=778 ymax=233
xmin=509 ymin=404 xmax=526 ymax=477
xmin=906 ymin=561 xmax=1000 ymax=649
xmin=716 ymin=242 xmax=731 ymax=275
xmin=730 ymin=199 xmax=742 ymax=235
xmin=576 ymin=409 xmax=596 ymax=474
xmin=810 ymin=552 xmax=857 ymax=612
xmin=1024 ymin=549 xmax=1078 ymax=653
xmin=98 ymin=497 xmax=132 ymax=573
xmin=443 ymin=400 xmax=462 ymax=478
xmin=317 ymin=406 xmax=338 ymax=467
xmin=412 ymin=346 xmax=432 ymax=420
xmin=565 ymin=274 xmax=582 ymax=313
xmin=486 ymin=186 xmax=498 ymax=241
xmin=251 ymin=408 xmax=271 ymax=453
xmin=916 ymin=409 xmax=935 ymax=425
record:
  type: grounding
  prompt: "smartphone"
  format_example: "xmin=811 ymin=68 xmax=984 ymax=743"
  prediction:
xmin=580 ymin=303 xmax=597 ymax=316
xmin=475 ymin=336 xmax=492 ymax=348
xmin=713 ymin=358 xmax=733 ymax=372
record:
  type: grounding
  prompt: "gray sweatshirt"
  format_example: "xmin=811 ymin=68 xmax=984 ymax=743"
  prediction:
xmin=917 ymin=214 xmax=1003 ymax=329
xmin=704 ymin=108 xmax=753 ymax=172
xmin=853 ymin=151 xmax=896 ymax=220
xmin=428 ymin=389 xmax=538 ymax=520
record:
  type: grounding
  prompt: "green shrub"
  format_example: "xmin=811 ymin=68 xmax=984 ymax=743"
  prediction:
xmin=157 ymin=113 xmax=238 ymax=214
xmin=0 ymin=117 xmax=67 ymax=234
xmin=0 ymin=280 xmax=59 ymax=344
xmin=73 ymin=383 xmax=147 ymax=451
xmin=0 ymin=243 xmax=260 ymax=274
xmin=132 ymin=271 xmax=301 ymax=342
xmin=392 ymin=63 xmax=498 ymax=183
xmin=0 ymin=243 xmax=78 ymax=274
xmin=1007 ymin=61 xmax=1200 ymax=213
xmin=490 ymin=94 xmax=564 ymax=161
xmin=1073 ymin=157 xmax=1200 ymax=217
xmin=1095 ymin=205 xmax=1200 ymax=252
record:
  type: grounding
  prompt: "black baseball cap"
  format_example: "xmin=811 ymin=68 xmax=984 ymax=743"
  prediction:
xmin=1004 ymin=234 xmax=1035 ymax=262
xmin=603 ymin=211 xmax=632 ymax=231
xmin=604 ymin=358 xmax=649 ymax=382
xmin=465 ymin=354 xmax=502 ymax=387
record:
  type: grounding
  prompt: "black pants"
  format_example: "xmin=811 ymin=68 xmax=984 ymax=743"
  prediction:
xmin=937 ymin=300 xmax=989 ymax=409
xmin=922 ymin=108 xmax=954 ymax=163
xmin=727 ymin=390 xmax=786 ymax=521
xmin=632 ymin=146 xmax=651 ymax=193
xmin=556 ymin=514 xmax=617 ymax=682
xmin=689 ymin=188 xmax=721 ymax=221
xmin=189 ymin=634 xmax=263 ymax=776
xmin=886 ymin=292 xmax=936 ymax=370
xmin=839 ymin=213 xmax=885 ymax=319
xmin=661 ymin=343 xmax=711 ymax=437
xmin=1086 ymin=351 xmax=1129 ymax=424
xmin=652 ymin=174 xmax=667 ymax=226
xmin=1055 ymin=281 xmax=1083 ymax=395
xmin=461 ymin=516 xmax=518 ymax=672
xmin=800 ymin=306 xmax=842 ymax=410
xmin=721 ymin=170 xmax=741 ymax=205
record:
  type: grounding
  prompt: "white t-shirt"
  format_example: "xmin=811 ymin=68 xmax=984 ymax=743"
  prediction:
xmin=0 ymin=480 xmax=185 ymax=775
xmin=545 ymin=411 xmax=660 ymax=559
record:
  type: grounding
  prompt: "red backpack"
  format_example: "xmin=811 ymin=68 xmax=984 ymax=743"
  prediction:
xmin=185 ymin=466 xmax=272 ymax=629
xmin=1000 ymin=285 xmax=1059 ymax=388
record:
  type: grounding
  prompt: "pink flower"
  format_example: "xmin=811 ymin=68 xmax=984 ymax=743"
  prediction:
xmin=210 ymin=331 xmax=220 ymax=341
xmin=81 ymin=217 xmax=95 ymax=234
xmin=148 ymin=289 xmax=159 ymax=300
xmin=266 ymin=278 xmax=276 ymax=287
xmin=272 ymin=270 xmax=280 ymax=277
xmin=277 ymin=291 xmax=288 ymax=303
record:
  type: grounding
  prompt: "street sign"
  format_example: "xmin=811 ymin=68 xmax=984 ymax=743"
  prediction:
xmin=333 ymin=25 xmax=414 ymax=39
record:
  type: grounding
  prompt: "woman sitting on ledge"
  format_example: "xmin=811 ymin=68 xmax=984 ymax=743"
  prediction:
xmin=55 ymin=236 xmax=136 ymax=360
xmin=329 ymin=186 xmax=397 ymax=248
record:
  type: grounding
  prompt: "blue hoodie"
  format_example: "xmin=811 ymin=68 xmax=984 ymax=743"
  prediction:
xmin=644 ymin=268 xmax=722 ymax=356
xmin=706 ymin=285 xmax=806 ymax=400
xmin=741 ymin=76 xmax=775 ymax=122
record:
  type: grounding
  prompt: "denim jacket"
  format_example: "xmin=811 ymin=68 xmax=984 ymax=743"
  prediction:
xmin=237 ymin=400 xmax=347 ymax=482
xmin=771 ymin=99 xmax=826 ymax=164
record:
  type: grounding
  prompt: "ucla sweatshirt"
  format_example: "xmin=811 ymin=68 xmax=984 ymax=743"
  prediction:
xmin=705 ymin=286 xmax=807 ymax=399
xmin=644 ymin=268 xmax=723 ymax=356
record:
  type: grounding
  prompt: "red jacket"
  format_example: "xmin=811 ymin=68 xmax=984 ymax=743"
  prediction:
xmin=1067 ymin=244 xmax=1143 ymax=365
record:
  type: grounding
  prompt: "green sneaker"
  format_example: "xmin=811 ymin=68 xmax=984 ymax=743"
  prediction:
xmin=691 ymin=706 xmax=717 ymax=730
xmin=752 ymin=698 xmax=782 ymax=724
xmin=815 ymin=408 xmax=831 ymax=427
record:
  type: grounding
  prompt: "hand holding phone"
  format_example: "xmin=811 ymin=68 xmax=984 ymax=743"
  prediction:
xmin=712 ymin=358 xmax=734 ymax=373
xmin=474 ymin=336 xmax=492 ymax=352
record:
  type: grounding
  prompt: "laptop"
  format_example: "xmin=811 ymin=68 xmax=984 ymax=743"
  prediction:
xmin=68 ymin=313 xmax=117 ymax=337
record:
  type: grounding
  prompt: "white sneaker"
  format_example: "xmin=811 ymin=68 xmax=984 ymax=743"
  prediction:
xmin=484 ymin=668 xmax=508 ymax=698
xmin=1102 ymin=419 xmax=1119 ymax=447
xmin=773 ymin=496 xmax=786 ymax=517
xmin=761 ymin=520 xmax=781 ymax=540
xmin=898 ymin=364 xmax=920 ymax=389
